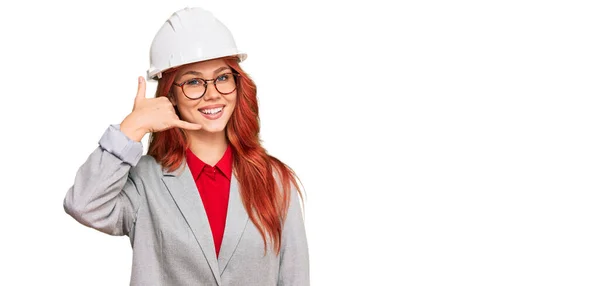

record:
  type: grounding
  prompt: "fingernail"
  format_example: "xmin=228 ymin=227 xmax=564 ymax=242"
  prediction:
xmin=138 ymin=77 xmax=143 ymax=83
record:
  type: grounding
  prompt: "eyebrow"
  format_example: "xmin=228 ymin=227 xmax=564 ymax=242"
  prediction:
xmin=180 ymin=66 xmax=231 ymax=78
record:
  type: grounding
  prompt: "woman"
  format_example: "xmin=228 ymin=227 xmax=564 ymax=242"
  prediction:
xmin=63 ymin=7 xmax=309 ymax=286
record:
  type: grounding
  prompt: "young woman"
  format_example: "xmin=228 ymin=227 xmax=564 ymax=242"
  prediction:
xmin=63 ymin=7 xmax=309 ymax=286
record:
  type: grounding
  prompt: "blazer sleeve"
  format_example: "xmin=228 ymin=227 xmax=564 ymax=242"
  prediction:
xmin=278 ymin=187 xmax=310 ymax=285
xmin=63 ymin=124 xmax=144 ymax=237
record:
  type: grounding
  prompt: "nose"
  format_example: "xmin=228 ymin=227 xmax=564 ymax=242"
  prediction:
xmin=203 ymin=82 xmax=221 ymax=101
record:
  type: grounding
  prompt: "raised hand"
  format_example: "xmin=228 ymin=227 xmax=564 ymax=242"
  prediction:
xmin=120 ymin=76 xmax=202 ymax=142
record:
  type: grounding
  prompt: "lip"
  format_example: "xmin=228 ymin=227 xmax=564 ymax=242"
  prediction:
xmin=198 ymin=104 xmax=225 ymax=110
xmin=198 ymin=105 xmax=225 ymax=120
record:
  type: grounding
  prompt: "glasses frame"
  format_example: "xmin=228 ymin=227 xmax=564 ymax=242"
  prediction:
xmin=173 ymin=72 xmax=240 ymax=100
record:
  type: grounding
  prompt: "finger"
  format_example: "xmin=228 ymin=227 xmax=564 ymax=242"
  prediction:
xmin=160 ymin=96 xmax=174 ymax=106
xmin=135 ymin=76 xmax=146 ymax=103
xmin=172 ymin=119 xmax=202 ymax=130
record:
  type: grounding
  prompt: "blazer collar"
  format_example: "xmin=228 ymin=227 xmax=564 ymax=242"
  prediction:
xmin=218 ymin=175 xmax=249 ymax=274
xmin=161 ymin=161 xmax=249 ymax=281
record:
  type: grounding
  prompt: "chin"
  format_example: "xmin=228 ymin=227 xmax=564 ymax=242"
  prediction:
xmin=198 ymin=121 xmax=228 ymax=133
xmin=201 ymin=126 xmax=227 ymax=133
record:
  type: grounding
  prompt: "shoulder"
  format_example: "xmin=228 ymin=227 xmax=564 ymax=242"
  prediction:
xmin=129 ymin=154 xmax=164 ymax=179
xmin=269 ymin=158 xmax=304 ymax=210
xmin=137 ymin=154 xmax=159 ymax=167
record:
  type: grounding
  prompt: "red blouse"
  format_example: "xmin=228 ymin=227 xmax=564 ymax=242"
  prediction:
xmin=185 ymin=145 xmax=233 ymax=257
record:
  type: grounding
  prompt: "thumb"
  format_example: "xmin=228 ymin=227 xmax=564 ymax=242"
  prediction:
xmin=135 ymin=76 xmax=147 ymax=103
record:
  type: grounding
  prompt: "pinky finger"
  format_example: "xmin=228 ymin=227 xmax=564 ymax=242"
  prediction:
xmin=173 ymin=119 xmax=203 ymax=130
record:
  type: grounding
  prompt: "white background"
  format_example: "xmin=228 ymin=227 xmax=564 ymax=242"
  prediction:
xmin=0 ymin=0 xmax=599 ymax=285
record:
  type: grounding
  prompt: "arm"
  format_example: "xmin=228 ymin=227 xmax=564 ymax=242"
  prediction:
xmin=63 ymin=76 xmax=201 ymax=236
xmin=63 ymin=124 xmax=144 ymax=236
xmin=278 ymin=188 xmax=310 ymax=285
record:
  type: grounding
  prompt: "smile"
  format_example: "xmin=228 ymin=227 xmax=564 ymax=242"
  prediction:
xmin=198 ymin=105 xmax=225 ymax=120
xmin=199 ymin=107 xmax=223 ymax=115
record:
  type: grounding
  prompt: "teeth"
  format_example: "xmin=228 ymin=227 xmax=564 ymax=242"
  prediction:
xmin=200 ymin=107 xmax=223 ymax=115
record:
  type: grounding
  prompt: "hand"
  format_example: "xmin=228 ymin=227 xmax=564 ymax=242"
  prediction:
xmin=120 ymin=77 xmax=202 ymax=142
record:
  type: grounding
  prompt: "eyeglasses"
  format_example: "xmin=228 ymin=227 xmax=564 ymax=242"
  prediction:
xmin=173 ymin=72 xmax=239 ymax=100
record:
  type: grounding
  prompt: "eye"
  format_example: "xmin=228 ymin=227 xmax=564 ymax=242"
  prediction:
xmin=185 ymin=78 xmax=204 ymax=86
xmin=216 ymin=74 xmax=230 ymax=82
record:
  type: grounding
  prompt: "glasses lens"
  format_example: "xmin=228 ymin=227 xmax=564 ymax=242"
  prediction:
xmin=215 ymin=73 xmax=237 ymax=94
xmin=183 ymin=79 xmax=206 ymax=99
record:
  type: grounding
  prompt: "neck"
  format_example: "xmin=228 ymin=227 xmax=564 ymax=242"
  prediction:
xmin=185 ymin=130 xmax=228 ymax=166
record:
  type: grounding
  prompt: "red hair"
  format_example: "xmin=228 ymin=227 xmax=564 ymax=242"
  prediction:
xmin=147 ymin=57 xmax=302 ymax=254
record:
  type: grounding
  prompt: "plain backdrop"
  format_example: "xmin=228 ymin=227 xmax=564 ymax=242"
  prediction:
xmin=0 ymin=0 xmax=599 ymax=285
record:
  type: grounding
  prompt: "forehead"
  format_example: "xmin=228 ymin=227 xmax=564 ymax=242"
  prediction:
xmin=175 ymin=58 xmax=230 ymax=77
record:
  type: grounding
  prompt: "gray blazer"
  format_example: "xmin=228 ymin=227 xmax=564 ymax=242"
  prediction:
xmin=63 ymin=124 xmax=309 ymax=285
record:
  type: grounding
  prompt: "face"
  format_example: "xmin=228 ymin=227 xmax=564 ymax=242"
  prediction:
xmin=172 ymin=58 xmax=237 ymax=134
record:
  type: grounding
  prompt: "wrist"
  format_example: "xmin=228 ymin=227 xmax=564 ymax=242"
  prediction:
xmin=120 ymin=116 xmax=147 ymax=142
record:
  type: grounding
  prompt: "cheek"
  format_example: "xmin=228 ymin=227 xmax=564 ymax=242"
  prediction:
xmin=228 ymin=93 xmax=237 ymax=110
xmin=175 ymin=93 xmax=194 ymax=109
xmin=175 ymin=98 xmax=197 ymax=119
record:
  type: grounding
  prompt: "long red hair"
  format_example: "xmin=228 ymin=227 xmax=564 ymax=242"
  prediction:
xmin=147 ymin=57 xmax=302 ymax=254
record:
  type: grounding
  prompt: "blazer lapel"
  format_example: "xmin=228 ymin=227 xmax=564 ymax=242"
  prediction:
xmin=161 ymin=163 xmax=222 ymax=286
xmin=218 ymin=174 xmax=249 ymax=274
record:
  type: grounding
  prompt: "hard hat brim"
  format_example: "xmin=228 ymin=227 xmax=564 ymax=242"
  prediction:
xmin=147 ymin=52 xmax=247 ymax=81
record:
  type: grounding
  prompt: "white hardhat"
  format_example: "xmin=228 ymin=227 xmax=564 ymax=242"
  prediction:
xmin=147 ymin=7 xmax=247 ymax=81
